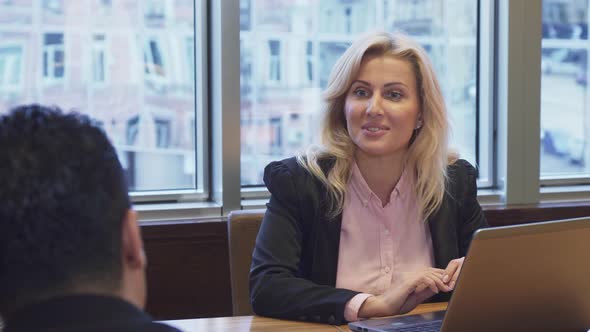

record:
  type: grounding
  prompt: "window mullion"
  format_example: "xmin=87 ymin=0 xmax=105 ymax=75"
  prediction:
xmin=496 ymin=0 xmax=542 ymax=204
xmin=211 ymin=0 xmax=241 ymax=215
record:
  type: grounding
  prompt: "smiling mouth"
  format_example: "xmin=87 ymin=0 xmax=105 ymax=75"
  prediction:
xmin=364 ymin=126 xmax=389 ymax=132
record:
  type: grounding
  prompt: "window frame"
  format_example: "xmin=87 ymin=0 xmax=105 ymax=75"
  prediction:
xmin=127 ymin=0 xmax=209 ymax=205
xmin=234 ymin=0 xmax=492 ymax=196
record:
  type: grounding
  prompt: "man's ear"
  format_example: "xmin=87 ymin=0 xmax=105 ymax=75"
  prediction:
xmin=121 ymin=210 xmax=145 ymax=270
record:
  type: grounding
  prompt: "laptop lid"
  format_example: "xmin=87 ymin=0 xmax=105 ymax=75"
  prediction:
xmin=349 ymin=217 xmax=590 ymax=332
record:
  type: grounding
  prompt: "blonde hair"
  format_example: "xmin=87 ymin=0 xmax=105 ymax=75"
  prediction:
xmin=297 ymin=31 xmax=457 ymax=220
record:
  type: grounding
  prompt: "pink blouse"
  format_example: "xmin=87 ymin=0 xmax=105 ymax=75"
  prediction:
xmin=335 ymin=162 xmax=435 ymax=321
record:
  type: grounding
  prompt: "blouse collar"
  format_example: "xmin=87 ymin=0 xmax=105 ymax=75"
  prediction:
xmin=349 ymin=161 xmax=412 ymax=205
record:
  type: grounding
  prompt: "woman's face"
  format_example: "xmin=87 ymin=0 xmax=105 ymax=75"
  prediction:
xmin=344 ymin=54 xmax=421 ymax=161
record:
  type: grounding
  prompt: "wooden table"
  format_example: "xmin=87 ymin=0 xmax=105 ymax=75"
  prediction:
xmin=163 ymin=302 xmax=448 ymax=332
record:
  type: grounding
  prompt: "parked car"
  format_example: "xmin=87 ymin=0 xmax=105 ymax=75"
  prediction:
xmin=576 ymin=68 xmax=587 ymax=86
xmin=541 ymin=49 xmax=585 ymax=76
xmin=542 ymin=22 xmax=588 ymax=40
xmin=541 ymin=127 xmax=585 ymax=165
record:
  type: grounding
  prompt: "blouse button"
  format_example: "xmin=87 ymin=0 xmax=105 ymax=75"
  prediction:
xmin=384 ymin=266 xmax=391 ymax=273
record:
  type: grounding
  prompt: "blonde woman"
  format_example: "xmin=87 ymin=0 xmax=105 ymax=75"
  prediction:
xmin=249 ymin=31 xmax=487 ymax=325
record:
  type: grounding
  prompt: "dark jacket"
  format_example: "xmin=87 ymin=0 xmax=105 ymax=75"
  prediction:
xmin=249 ymin=157 xmax=488 ymax=325
xmin=4 ymin=295 xmax=182 ymax=332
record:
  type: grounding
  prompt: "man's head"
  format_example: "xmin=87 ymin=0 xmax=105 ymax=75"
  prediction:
xmin=0 ymin=104 xmax=146 ymax=317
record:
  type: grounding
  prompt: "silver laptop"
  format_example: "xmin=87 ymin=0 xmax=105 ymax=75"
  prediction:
xmin=349 ymin=217 xmax=590 ymax=332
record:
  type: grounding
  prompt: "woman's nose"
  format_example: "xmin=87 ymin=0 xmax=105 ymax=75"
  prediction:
xmin=366 ymin=95 xmax=384 ymax=116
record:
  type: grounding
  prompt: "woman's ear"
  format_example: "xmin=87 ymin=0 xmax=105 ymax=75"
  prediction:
xmin=415 ymin=117 xmax=423 ymax=130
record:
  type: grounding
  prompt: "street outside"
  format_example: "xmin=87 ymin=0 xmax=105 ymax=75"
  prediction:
xmin=541 ymin=73 xmax=590 ymax=176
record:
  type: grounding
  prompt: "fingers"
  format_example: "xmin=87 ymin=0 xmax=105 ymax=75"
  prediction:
xmin=442 ymin=257 xmax=465 ymax=289
xmin=449 ymin=264 xmax=462 ymax=289
xmin=442 ymin=260 xmax=459 ymax=283
xmin=399 ymin=292 xmax=421 ymax=314
xmin=377 ymin=267 xmax=455 ymax=316
xmin=413 ymin=270 xmax=452 ymax=294
xmin=426 ymin=272 xmax=452 ymax=293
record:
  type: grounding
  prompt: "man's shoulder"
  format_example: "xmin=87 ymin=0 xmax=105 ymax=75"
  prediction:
xmin=149 ymin=322 xmax=186 ymax=332
xmin=3 ymin=295 xmax=181 ymax=332
xmin=4 ymin=321 xmax=182 ymax=332
xmin=110 ymin=321 xmax=183 ymax=332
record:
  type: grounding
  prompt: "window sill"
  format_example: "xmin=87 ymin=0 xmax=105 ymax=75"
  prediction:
xmin=136 ymin=201 xmax=221 ymax=222
xmin=540 ymin=185 xmax=590 ymax=203
xmin=134 ymin=186 xmax=590 ymax=223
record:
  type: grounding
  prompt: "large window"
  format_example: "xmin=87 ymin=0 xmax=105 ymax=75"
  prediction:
xmin=239 ymin=0 xmax=481 ymax=186
xmin=0 ymin=0 xmax=198 ymax=192
xmin=540 ymin=0 xmax=589 ymax=180
xmin=3 ymin=1 xmax=590 ymax=219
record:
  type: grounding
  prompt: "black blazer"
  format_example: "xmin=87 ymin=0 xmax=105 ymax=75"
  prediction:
xmin=249 ymin=157 xmax=488 ymax=325
xmin=4 ymin=295 xmax=181 ymax=332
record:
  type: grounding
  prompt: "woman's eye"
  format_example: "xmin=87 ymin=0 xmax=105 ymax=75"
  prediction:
xmin=353 ymin=88 xmax=369 ymax=97
xmin=386 ymin=91 xmax=403 ymax=100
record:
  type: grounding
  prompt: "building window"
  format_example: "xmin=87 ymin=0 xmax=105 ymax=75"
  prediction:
xmin=155 ymin=117 xmax=171 ymax=148
xmin=97 ymin=0 xmax=112 ymax=14
xmin=240 ymin=0 xmax=251 ymax=31
xmin=186 ymin=37 xmax=195 ymax=85
xmin=268 ymin=40 xmax=281 ymax=83
xmin=145 ymin=0 xmax=166 ymax=20
xmin=92 ymin=34 xmax=107 ymax=84
xmin=306 ymin=41 xmax=313 ymax=83
xmin=125 ymin=114 xmax=171 ymax=148
xmin=126 ymin=115 xmax=139 ymax=146
xmin=145 ymin=39 xmax=164 ymax=76
xmin=143 ymin=37 xmax=167 ymax=91
xmin=269 ymin=117 xmax=281 ymax=155
xmin=43 ymin=0 xmax=62 ymax=14
xmin=240 ymin=39 xmax=252 ymax=96
xmin=43 ymin=33 xmax=65 ymax=82
xmin=344 ymin=7 xmax=352 ymax=34
xmin=0 ymin=45 xmax=22 ymax=91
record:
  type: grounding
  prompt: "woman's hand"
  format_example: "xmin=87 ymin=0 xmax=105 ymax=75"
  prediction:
xmin=398 ymin=258 xmax=466 ymax=314
xmin=358 ymin=268 xmax=451 ymax=318
xmin=398 ymin=286 xmax=437 ymax=314
xmin=442 ymin=257 xmax=465 ymax=290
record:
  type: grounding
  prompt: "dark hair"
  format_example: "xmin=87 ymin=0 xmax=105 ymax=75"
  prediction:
xmin=0 ymin=104 xmax=130 ymax=315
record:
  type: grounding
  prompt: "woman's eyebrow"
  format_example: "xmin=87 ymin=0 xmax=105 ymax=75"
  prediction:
xmin=383 ymin=82 xmax=408 ymax=88
xmin=351 ymin=79 xmax=371 ymax=86
xmin=352 ymin=80 xmax=408 ymax=88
